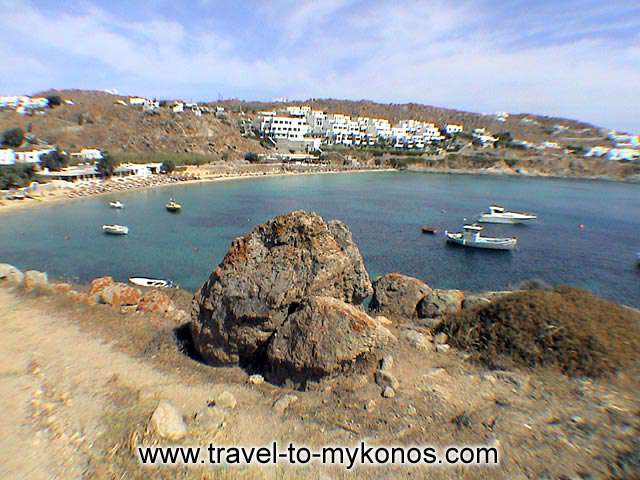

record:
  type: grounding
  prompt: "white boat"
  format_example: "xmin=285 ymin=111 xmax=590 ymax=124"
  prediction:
xmin=445 ymin=224 xmax=517 ymax=250
xmin=102 ymin=224 xmax=129 ymax=235
xmin=477 ymin=205 xmax=537 ymax=224
xmin=129 ymin=277 xmax=175 ymax=288
xmin=109 ymin=201 xmax=124 ymax=209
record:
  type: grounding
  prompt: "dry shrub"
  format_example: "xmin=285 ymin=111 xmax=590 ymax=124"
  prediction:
xmin=440 ymin=286 xmax=640 ymax=377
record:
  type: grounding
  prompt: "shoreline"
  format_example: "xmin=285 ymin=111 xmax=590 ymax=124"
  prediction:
xmin=0 ymin=167 xmax=396 ymax=216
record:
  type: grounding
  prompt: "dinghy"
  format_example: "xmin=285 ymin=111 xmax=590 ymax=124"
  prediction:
xmin=165 ymin=198 xmax=182 ymax=212
xmin=109 ymin=201 xmax=124 ymax=209
xmin=102 ymin=224 xmax=129 ymax=235
xmin=445 ymin=224 xmax=517 ymax=250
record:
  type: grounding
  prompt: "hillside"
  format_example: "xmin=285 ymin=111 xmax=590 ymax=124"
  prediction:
xmin=1 ymin=89 xmax=637 ymax=180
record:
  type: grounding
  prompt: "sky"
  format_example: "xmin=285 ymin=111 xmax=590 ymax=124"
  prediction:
xmin=1 ymin=0 xmax=639 ymax=132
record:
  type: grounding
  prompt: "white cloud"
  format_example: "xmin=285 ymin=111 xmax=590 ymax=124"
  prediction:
xmin=0 ymin=0 xmax=638 ymax=131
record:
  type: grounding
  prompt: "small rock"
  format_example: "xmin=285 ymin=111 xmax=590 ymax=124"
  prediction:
xmin=401 ymin=330 xmax=433 ymax=352
xmin=99 ymin=283 xmax=142 ymax=307
xmin=23 ymin=270 xmax=48 ymax=291
xmin=0 ymin=263 xmax=24 ymax=285
xmin=380 ymin=355 xmax=394 ymax=372
xmin=382 ymin=386 xmax=395 ymax=398
xmin=375 ymin=315 xmax=392 ymax=326
xmin=194 ymin=406 xmax=226 ymax=431
xmin=406 ymin=404 xmax=417 ymax=416
xmin=273 ymin=394 xmax=298 ymax=414
xmin=89 ymin=276 xmax=113 ymax=295
xmin=375 ymin=369 xmax=399 ymax=390
xmin=435 ymin=344 xmax=451 ymax=353
xmin=150 ymin=401 xmax=187 ymax=440
xmin=248 ymin=374 xmax=265 ymax=385
xmin=434 ymin=332 xmax=448 ymax=344
xmin=364 ymin=399 xmax=376 ymax=412
xmin=137 ymin=289 xmax=175 ymax=314
xmin=215 ymin=391 xmax=237 ymax=409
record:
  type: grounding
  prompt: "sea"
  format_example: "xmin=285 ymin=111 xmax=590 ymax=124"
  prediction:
xmin=1 ymin=171 xmax=638 ymax=307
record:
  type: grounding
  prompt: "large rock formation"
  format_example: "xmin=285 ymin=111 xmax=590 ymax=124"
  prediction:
xmin=191 ymin=211 xmax=374 ymax=368
xmin=266 ymin=296 xmax=393 ymax=385
xmin=368 ymin=273 xmax=432 ymax=319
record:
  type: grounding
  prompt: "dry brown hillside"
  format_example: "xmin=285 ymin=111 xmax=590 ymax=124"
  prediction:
xmin=0 ymin=89 xmax=265 ymax=159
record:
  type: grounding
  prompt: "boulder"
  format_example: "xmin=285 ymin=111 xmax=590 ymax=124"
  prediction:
xmin=99 ymin=283 xmax=142 ymax=307
xmin=369 ymin=273 xmax=432 ymax=319
xmin=150 ymin=401 xmax=187 ymax=440
xmin=266 ymin=296 xmax=394 ymax=385
xmin=215 ymin=391 xmax=237 ymax=409
xmin=273 ymin=394 xmax=298 ymax=414
xmin=138 ymin=290 xmax=175 ymax=314
xmin=400 ymin=329 xmax=433 ymax=352
xmin=0 ymin=263 xmax=24 ymax=286
xmin=417 ymin=289 xmax=464 ymax=321
xmin=23 ymin=270 xmax=48 ymax=291
xmin=191 ymin=211 xmax=373 ymax=366
xmin=89 ymin=276 xmax=114 ymax=296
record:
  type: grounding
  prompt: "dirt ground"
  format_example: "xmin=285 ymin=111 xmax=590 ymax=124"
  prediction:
xmin=0 ymin=285 xmax=638 ymax=479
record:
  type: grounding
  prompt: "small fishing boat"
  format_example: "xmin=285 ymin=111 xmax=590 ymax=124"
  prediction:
xmin=102 ymin=224 xmax=129 ymax=235
xmin=165 ymin=198 xmax=182 ymax=212
xmin=109 ymin=201 xmax=124 ymax=209
xmin=129 ymin=277 xmax=176 ymax=288
xmin=477 ymin=205 xmax=537 ymax=224
xmin=445 ymin=224 xmax=517 ymax=250
xmin=421 ymin=226 xmax=439 ymax=234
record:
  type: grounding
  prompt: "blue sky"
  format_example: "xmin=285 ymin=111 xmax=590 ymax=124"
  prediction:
xmin=1 ymin=0 xmax=639 ymax=132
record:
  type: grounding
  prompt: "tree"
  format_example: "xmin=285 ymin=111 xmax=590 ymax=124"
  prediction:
xmin=46 ymin=95 xmax=62 ymax=107
xmin=1 ymin=127 xmax=25 ymax=148
xmin=40 ymin=148 xmax=68 ymax=171
xmin=244 ymin=152 xmax=259 ymax=163
xmin=96 ymin=151 xmax=117 ymax=178
xmin=161 ymin=159 xmax=176 ymax=173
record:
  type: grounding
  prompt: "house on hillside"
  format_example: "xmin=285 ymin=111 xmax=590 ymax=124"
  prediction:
xmin=0 ymin=148 xmax=16 ymax=165
xmin=129 ymin=97 xmax=147 ymax=105
xmin=15 ymin=148 xmax=55 ymax=164
xmin=172 ymin=102 xmax=184 ymax=113
xmin=584 ymin=146 xmax=610 ymax=157
xmin=71 ymin=149 xmax=103 ymax=161
xmin=445 ymin=124 xmax=463 ymax=136
xmin=607 ymin=148 xmax=640 ymax=161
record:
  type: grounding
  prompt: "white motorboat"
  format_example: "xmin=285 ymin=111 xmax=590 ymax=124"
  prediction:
xmin=445 ymin=224 xmax=517 ymax=250
xmin=102 ymin=224 xmax=129 ymax=235
xmin=109 ymin=201 xmax=124 ymax=209
xmin=129 ymin=277 xmax=175 ymax=288
xmin=478 ymin=205 xmax=537 ymax=224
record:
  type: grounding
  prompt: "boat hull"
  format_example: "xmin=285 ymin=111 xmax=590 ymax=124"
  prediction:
xmin=477 ymin=214 xmax=536 ymax=224
xmin=102 ymin=225 xmax=128 ymax=235
xmin=445 ymin=232 xmax=516 ymax=250
xmin=129 ymin=277 xmax=173 ymax=288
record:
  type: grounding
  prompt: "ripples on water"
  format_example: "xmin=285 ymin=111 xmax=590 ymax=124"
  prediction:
xmin=0 ymin=172 xmax=638 ymax=307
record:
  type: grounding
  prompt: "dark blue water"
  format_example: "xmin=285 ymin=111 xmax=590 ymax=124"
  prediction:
xmin=1 ymin=172 xmax=638 ymax=306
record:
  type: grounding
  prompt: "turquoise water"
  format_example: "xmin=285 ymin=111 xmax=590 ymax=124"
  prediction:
xmin=1 ymin=172 xmax=639 ymax=306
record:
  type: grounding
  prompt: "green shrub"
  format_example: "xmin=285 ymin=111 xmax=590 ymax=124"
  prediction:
xmin=1 ymin=127 xmax=25 ymax=148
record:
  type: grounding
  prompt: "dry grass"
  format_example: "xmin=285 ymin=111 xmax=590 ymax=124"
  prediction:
xmin=439 ymin=286 xmax=640 ymax=377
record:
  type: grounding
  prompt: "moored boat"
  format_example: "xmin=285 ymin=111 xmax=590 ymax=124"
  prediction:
xmin=129 ymin=277 xmax=176 ymax=288
xmin=478 ymin=205 xmax=536 ymax=224
xmin=445 ymin=224 xmax=517 ymax=250
xmin=109 ymin=201 xmax=124 ymax=209
xmin=165 ymin=198 xmax=182 ymax=212
xmin=421 ymin=226 xmax=439 ymax=234
xmin=102 ymin=224 xmax=129 ymax=235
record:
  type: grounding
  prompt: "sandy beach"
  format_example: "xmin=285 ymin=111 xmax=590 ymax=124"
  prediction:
xmin=0 ymin=165 xmax=395 ymax=216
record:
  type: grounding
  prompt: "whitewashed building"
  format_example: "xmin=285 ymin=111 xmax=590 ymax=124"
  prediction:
xmin=260 ymin=115 xmax=309 ymax=141
xmin=15 ymin=148 xmax=55 ymax=164
xmin=71 ymin=149 xmax=103 ymax=161
xmin=0 ymin=148 xmax=16 ymax=165
xmin=607 ymin=148 xmax=640 ymax=161
xmin=445 ymin=124 xmax=463 ymax=135
xmin=129 ymin=97 xmax=147 ymax=105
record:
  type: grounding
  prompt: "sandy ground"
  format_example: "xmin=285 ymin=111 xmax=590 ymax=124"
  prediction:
xmin=0 ymin=167 xmax=395 ymax=216
xmin=0 ymin=285 xmax=638 ymax=480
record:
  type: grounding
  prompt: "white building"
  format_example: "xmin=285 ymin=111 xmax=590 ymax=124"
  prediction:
xmin=286 ymin=106 xmax=311 ymax=117
xmin=259 ymin=115 xmax=309 ymax=141
xmin=445 ymin=124 xmax=463 ymax=135
xmin=305 ymin=110 xmax=326 ymax=134
xmin=172 ymin=102 xmax=184 ymax=113
xmin=0 ymin=148 xmax=16 ymax=165
xmin=15 ymin=148 xmax=55 ymax=164
xmin=584 ymin=146 xmax=610 ymax=157
xmin=71 ymin=149 xmax=103 ymax=161
xmin=607 ymin=148 xmax=640 ymax=161
xmin=129 ymin=97 xmax=147 ymax=105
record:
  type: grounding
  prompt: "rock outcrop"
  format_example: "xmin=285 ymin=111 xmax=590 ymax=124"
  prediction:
xmin=23 ymin=270 xmax=49 ymax=291
xmin=368 ymin=273 xmax=432 ymax=319
xmin=0 ymin=263 xmax=24 ymax=286
xmin=138 ymin=290 xmax=175 ymax=314
xmin=417 ymin=289 xmax=465 ymax=327
xmin=99 ymin=282 xmax=142 ymax=307
xmin=191 ymin=211 xmax=373 ymax=366
xmin=266 ymin=296 xmax=394 ymax=385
